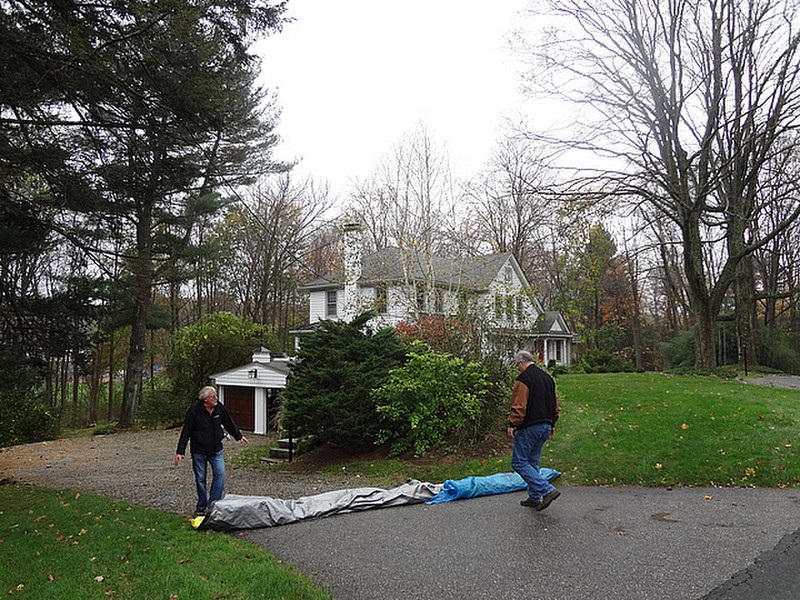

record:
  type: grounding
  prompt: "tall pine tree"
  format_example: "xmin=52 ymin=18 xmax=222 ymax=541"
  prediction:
xmin=1 ymin=1 xmax=287 ymax=426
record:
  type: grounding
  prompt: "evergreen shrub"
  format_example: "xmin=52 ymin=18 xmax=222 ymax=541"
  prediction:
xmin=579 ymin=348 xmax=635 ymax=373
xmin=138 ymin=378 xmax=183 ymax=427
xmin=756 ymin=327 xmax=800 ymax=374
xmin=0 ymin=345 xmax=58 ymax=446
xmin=0 ymin=389 xmax=59 ymax=447
xmin=280 ymin=313 xmax=407 ymax=449
xmin=373 ymin=343 xmax=492 ymax=457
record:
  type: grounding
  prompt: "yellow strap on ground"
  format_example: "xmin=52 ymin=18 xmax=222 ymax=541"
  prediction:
xmin=190 ymin=516 xmax=205 ymax=529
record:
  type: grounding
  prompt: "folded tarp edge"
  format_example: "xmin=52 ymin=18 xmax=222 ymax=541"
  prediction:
xmin=197 ymin=479 xmax=443 ymax=531
xmin=425 ymin=469 xmax=562 ymax=504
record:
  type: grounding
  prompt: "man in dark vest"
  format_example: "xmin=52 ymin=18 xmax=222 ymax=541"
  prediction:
xmin=507 ymin=350 xmax=561 ymax=511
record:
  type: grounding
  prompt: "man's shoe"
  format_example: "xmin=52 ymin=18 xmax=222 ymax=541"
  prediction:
xmin=520 ymin=497 xmax=542 ymax=508
xmin=536 ymin=489 xmax=561 ymax=511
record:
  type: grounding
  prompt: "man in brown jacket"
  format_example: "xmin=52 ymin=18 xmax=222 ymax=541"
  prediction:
xmin=507 ymin=350 xmax=561 ymax=511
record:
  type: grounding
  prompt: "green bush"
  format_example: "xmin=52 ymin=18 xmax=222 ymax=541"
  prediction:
xmin=0 ymin=388 xmax=59 ymax=447
xmin=91 ymin=423 xmax=118 ymax=435
xmin=661 ymin=329 xmax=696 ymax=368
xmin=373 ymin=343 xmax=491 ymax=457
xmin=661 ymin=325 xmax=800 ymax=374
xmin=168 ymin=311 xmax=267 ymax=396
xmin=138 ymin=378 xmax=184 ymax=427
xmin=756 ymin=327 xmax=800 ymax=374
xmin=281 ymin=313 xmax=408 ymax=449
xmin=579 ymin=348 xmax=635 ymax=373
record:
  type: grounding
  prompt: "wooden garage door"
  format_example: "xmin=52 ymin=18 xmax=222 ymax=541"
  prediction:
xmin=223 ymin=386 xmax=255 ymax=432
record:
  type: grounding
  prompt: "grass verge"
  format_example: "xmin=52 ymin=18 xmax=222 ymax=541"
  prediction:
xmin=0 ymin=484 xmax=333 ymax=600
xmin=548 ymin=372 xmax=800 ymax=488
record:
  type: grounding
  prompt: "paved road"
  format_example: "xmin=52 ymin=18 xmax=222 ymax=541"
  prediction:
xmin=239 ymin=485 xmax=800 ymax=600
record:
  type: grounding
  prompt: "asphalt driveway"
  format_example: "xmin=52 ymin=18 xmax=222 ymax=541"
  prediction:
xmin=239 ymin=485 xmax=800 ymax=600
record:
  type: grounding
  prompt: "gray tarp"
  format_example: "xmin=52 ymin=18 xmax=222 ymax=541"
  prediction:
xmin=197 ymin=479 xmax=443 ymax=531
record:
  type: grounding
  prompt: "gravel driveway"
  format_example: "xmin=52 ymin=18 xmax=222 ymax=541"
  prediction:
xmin=0 ymin=430 xmax=357 ymax=515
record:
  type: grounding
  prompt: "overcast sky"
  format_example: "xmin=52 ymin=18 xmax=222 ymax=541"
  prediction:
xmin=256 ymin=0 xmax=532 ymax=194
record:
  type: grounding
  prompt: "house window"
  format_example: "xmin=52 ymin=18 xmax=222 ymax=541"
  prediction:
xmin=416 ymin=283 xmax=426 ymax=312
xmin=434 ymin=289 xmax=444 ymax=314
xmin=504 ymin=265 xmax=513 ymax=286
xmin=516 ymin=297 xmax=524 ymax=322
xmin=375 ymin=286 xmax=387 ymax=314
xmin=326 ymin=290 xmax=337 ymax=317
xmin=495 ymin=295 xmax=504 ymax=318
xmin=458 ymin=291 xmax=471 ymax=315
xmin=555 ymin=340 xmax=563 ymax=362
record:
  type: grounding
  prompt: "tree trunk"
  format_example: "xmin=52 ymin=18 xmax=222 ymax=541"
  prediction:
xmin=693 ymin=306 xmax=716 ymax=369
xmin=627 ymin=257 xmax=644 ymax=370
xmin=88 ymin=342 xmax=101 ymax=424
xmin=118 ymin=205 xmax=154 ymax=429
xmin=59 ymin=358 xmax=67 ymax=425
xmin=734 ymin=255 xmax=758 ymax=369
xmin=682 ymin=210 xmax=718 ymax=369
xmin=107 ymin=330 xmax=115 ymax=422
xmin=44 ymin=350 xmax=54 ymax=407
xmin=118 ymin=268 xmax=150 ymax=428
xmin=71 ymin=349 xmax=80 ymax=427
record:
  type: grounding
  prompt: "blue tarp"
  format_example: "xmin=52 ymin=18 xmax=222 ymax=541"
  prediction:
xmin=426 ymin=470 xmax=561 ymax=504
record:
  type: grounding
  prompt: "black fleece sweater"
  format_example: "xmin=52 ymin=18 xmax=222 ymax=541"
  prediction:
xmin=176 ymin=401 xmax=243 ymax=456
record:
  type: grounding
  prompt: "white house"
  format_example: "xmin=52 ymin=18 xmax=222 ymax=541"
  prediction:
xmin=210 ymin=347 xmax=290 ymax=434
xmin=296 ymin=223 xmax=575 ymax=366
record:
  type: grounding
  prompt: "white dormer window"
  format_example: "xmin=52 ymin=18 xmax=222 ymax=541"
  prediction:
xmin=375 ymin=286 xmax=387 ymax=314
xmin=326 ymin=290 xmax=337 ymax=317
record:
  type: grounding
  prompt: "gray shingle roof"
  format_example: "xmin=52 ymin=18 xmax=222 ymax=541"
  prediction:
xmin=300 ymin=247 xmax=515 ymax=292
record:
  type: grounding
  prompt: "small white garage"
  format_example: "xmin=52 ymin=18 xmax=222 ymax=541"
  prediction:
xmin=210 ymin=347 xmax=290 ymax=435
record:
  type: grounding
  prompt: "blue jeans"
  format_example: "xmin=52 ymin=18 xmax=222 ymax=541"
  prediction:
xmin=192 ymin=450 xmax=226 ymax=512
xmin=511 ymin=424 xmax=556 ymax=501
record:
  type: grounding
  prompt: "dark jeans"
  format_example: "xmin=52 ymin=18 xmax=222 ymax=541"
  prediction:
xmin=191 ymin=449 xmax=225 ymax=512
xmin=511 ymin=424 xmax=556 ymax=501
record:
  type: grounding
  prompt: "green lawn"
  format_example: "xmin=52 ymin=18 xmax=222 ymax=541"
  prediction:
xmin=0 ymin=485 xmax=333 ymax=600
xmin=548 ymin=372 xmax=800 ymax=487
xmin=241 ymin=372 xmax=800 ymax=489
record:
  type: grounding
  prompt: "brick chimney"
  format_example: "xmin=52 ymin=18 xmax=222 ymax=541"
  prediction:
xmin=342 ymin=222 xmax=362 ymax=322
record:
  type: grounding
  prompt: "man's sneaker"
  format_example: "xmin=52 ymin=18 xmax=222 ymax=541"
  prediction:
xmin=536 ymin=489 xmax=561 ymax=511
xmin=520 ymin=497 xmax=542 ymax=508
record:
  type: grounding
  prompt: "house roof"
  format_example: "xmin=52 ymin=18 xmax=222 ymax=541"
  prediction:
xmin=300 ymin=247 xmax=519 ymax=292
xmin=209 ymin=360 xmax=291 ymax=380
xmin=535 ymin=311 xmax=574 ymax=337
